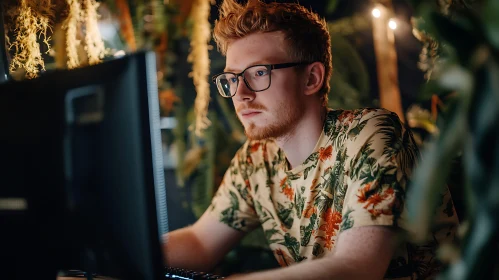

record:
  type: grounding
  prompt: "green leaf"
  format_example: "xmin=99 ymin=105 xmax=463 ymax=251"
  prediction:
xmin=229 ymin=190 xmax=239 ymax=209
xmin=482 ymin=0 xmax=499 ymax=48
xmin=347 ymin=119 xmax=368 ymax=139
xmin=325 ymin=0 xmax=339 ymax=15
xmin=288 ymin=173 xmax=301 ymax=181
xmin=255 ymin=200 xmax=264 ymax=216
xmin=264 ymin=228 xmax=280 ymax=241
xmin=300 ymin=225 xmax=312 ymax=246
xmin=324 ymin=110 xmax=342 ymax=137
xmin=406 ymin=102 xmax=467 ymax=242
xmin=303 ymin=165 xmax=314 ymax=180
xmin=294 ymin=192 xmax=305 ymax=219
xmin=281 ymin=233 xmax=303 ymax=262
xmin=300 ymin=213 xmax=318 ymax=246
xmin=303 ymin=152 xmax=319 ymax=166
xmin=340 ymin=208 xmax=354 ymax=232
xmin=277 ymin=203 xmax=294 ymax=229
xmin=429 ymin=12 xmax=478 ymax=65
xmin=315 ymin=193 xmax=334 ymax=214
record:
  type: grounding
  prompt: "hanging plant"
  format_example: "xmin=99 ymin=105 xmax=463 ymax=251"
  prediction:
xmin=83 ymin=0 xmax=105 ymax=65
xmin=3 ymin=0 xmax=106 ymax=78
xmin=187 ymin=0 xmax=214 ymax=137
xmin=62 ymin=0 xmax=82 ymax=69
xmin=4 ymin=0 xmax=54 ymax=79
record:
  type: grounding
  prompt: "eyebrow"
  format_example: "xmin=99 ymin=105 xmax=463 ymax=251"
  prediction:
xmin=224 ymin=60 xmax=273 ymax=72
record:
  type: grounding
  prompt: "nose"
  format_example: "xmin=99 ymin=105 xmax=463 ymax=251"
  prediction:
xmin=234 ymin=76 xmax=255 ymax=102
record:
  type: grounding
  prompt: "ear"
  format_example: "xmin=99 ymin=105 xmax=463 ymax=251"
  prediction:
xmin=303 ymin=62 xmax=325 ymax=96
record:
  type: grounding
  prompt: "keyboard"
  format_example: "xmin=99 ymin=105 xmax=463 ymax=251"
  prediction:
xmin=164 ymin=267 xmax=224 ymax=279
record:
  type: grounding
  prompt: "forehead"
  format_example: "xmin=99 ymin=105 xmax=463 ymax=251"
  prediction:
xmin=225 ymin=31 xmax=291 ymax=72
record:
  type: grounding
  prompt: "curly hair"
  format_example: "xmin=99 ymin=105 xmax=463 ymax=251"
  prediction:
xmin=213 ymin=0 xmax=332 ymax=106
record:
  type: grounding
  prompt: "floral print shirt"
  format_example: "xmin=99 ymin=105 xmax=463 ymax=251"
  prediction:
xmin=208 ymin=108 xmax=458 ymax=279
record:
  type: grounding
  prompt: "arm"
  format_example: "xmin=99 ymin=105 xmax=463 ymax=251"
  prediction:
xmin=162 ymin=211 xmax=246 ymax=272
xmin=228 ymin=225 xmax=396 ymax=280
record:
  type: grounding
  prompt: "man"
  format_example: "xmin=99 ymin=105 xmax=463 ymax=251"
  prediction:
xmin=163 ymin=0 xmax=458 ymax=279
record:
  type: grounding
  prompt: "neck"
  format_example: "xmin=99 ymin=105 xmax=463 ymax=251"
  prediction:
xmin=275 ymin=106 xmax=327 ymax=169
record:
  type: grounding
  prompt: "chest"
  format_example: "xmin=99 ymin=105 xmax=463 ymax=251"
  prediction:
xmin=250 ymin=155 xmax=350 ymax=258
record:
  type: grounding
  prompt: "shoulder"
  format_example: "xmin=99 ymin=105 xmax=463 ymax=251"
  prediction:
xmin=324 ymin=108 xmax=404 ymax=144
xmin=327 ymin=108 xmax=418 ymax=162
xmin=324 ymin=107 xmax=399 ymax=131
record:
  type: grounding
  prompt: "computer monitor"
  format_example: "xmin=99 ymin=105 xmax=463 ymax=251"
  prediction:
xmin=0 ymin=51 xmax=169 ymax=279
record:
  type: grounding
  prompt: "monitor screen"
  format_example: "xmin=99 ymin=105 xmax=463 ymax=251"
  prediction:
xmin=0 ymin=51 xmax=169 ymax=279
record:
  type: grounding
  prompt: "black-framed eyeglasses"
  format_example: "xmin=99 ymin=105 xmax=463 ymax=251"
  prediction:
xmin=212 ymin=62 xmax=310 ymax=98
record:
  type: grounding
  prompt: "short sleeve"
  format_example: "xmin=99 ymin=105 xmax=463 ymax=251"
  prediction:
xmin=340 ymin=109 xmax=418 ymax=232
xmin=207 ymin=141 xmax=260 ymax=232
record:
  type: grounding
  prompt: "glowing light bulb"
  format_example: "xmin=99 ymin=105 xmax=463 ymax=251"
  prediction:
xmin=388 ymin=19 xmax=397 ymax=30
xmin=372 ymin=8 xmax=381 ymax=18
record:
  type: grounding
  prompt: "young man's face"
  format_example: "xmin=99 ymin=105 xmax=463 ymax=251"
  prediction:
xmin=225 ymin=31 xmax=307 ymax=140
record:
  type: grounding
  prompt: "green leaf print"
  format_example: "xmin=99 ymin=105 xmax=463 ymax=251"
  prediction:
xmin=328 ymin=150 xmax=347 ymax=210
xmin=241 ymin=164 xmax=255 ymax=178
xmin=349 ymin=142 xmax=376 ymax=181
xmin=280 ymin=233 xmax=306 ymax=262
xmin=220 ymin=207 xmax=236 ymax=227
xmin=374 ymin=114 xmax=419 ymax=175
xmin=255 ymin=200 xmax=264 ymax=217
xmin=268 ymin=153 xmax=282 ymax=177
xmin=347 ymin=119 xmax=368 ymax=140
xmin=315 ymin=192 xmax=334 ymax=214
xmin=229 ymin=190 xmax=239 ymax=209
xmin=277 ymin=202 xmax=294 ymax=229
xmin=340 ymin=208 xmax=354 ymax=232
xmin=265 ymin=228 xmax=281 ymax=240
xmin=300 ymin=212 xmax=318 ymax=246
xmin=303 ymin=164 xmax=316 ymax=180
xmin=377 ymin=166 xmax=398 ymax=185
xmin=327 ymin=148 xmax=346 ymax=194
xmin=312 ymin=242 xmax=324 ymax=257
xmin=375 ymin=114 xmax=401 ymax=153
xmin=358 ymin=157 xmax=379 ymax=183
xmin=321 ymin=170 xmax=334 ymax=193
xmin=286 ymin=173 xmax=301 ymax=181
xmin=219 ymin=191 xmax=242 ymax=228
xmin=302 ymin=152 xmax=319 ymax=168
xmin=300 ymin=226 xmax=310 ymax=247
xmin=255 ymin=200 xmax=276 ymax=224
xmin=333 ymin=183 xmax=347 ymax=211
xmin=294 ymin=190 xmax=305 ymax=219
xmin=324 ymin=110 xmax=343 ymax=137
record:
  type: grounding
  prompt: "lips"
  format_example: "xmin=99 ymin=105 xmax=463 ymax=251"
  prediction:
xmin=240 ymin=110 xmax=262 ymax=117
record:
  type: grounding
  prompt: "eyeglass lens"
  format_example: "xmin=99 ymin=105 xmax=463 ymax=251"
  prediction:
xmin=215 ymin=65 xmax=270 ymax=97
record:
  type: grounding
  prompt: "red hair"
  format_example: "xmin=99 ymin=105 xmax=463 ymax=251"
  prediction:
xmin=213 ymin=0 xmax=332 ymax=105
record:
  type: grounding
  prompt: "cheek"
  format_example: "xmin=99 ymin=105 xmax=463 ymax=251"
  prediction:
xmin=273 ymin=73 xmax=303 ymax=94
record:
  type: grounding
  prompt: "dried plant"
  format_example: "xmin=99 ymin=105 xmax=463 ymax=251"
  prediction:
xmin=6 ymin=0 xmax=54 ymax=79
xmin=83 ymin=0 xmax=105 ymax=65
xmin=413 ymin=24 xmax=440 ymax=81
xmin=62 ymin=0 xmax=83 ymax=69
xmin=188 ymin=0 xmax=214 ymax=137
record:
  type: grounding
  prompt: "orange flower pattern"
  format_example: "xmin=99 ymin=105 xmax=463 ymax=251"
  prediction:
xmin=209 ymin=109 xmax=459 ymax=279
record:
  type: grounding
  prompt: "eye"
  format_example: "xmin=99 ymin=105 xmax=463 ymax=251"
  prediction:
xmin=255 ymin=70 xmax=268 ymax=77
xmin=230 ymin=77 xmax=238 ymax=83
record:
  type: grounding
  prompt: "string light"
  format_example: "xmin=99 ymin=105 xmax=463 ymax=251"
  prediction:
xmin=388 ymin=19 xmax=397 ymax=30
xmin=372 ymin=8 xmax=381 ymax=18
